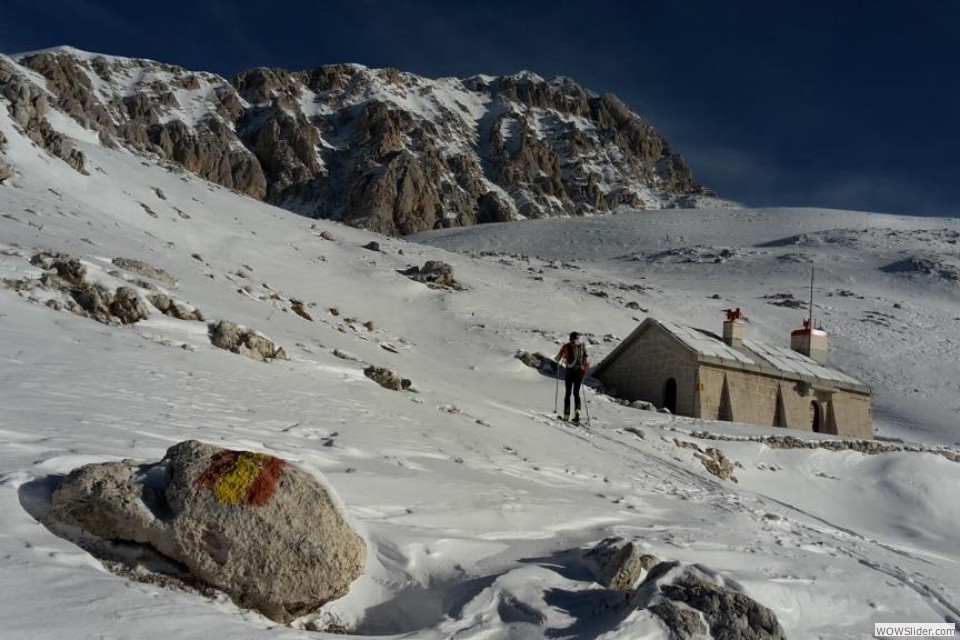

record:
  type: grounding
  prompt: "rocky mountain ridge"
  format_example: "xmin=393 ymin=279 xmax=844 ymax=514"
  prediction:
xmin=1 ymin=46 xmax=725 ymax=234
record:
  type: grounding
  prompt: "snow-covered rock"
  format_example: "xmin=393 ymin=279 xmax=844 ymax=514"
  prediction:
xmin=208 ymin=319 xmax=286 ymax=362
xmin=583 ymin=536 xmax=661 ymax=592
xmin=42 ymin=440 xmax=366 ymax=623
xmin=636 ymin=562 xmax=786 ymax=640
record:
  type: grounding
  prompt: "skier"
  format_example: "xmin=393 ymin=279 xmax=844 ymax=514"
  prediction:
xmin=556 ymin=331 xmax=589 ymax=423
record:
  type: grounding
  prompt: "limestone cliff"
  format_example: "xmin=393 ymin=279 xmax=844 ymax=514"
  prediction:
xmin=1 ymin=47 xmax=728 ymax=235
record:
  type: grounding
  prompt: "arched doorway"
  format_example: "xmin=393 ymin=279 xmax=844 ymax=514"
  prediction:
xmin=810 ymin=401 xmax=822 ymax=433
xmin=663 ymin=378 xmax=677 ymax=414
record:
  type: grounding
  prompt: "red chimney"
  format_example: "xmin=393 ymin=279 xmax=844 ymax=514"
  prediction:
xmin=722 ymin=308 xmax=743 ymax=347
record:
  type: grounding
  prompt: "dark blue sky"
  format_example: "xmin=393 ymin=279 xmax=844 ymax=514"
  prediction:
xmin=3 ymin=0 xmax=958 ymax=216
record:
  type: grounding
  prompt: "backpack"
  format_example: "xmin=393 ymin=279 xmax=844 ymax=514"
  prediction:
xmin=566 ymin=342 xmax=586 ymax=368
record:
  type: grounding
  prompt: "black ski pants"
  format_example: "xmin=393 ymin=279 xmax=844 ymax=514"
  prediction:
xmin=564 ymin=368 xmax=584 ymax=416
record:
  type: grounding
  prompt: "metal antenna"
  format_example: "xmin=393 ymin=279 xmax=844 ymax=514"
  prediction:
xmin=808 ymin=266 xmax=815 ymax=329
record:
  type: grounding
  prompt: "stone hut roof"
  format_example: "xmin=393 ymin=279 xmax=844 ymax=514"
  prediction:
xmin=594 ymin=318 xmax=870 ymax=395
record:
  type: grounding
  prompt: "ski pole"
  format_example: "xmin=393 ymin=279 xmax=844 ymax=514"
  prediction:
xmin=583 ymin=384 xmax=591 ymax=427
xmin=554 ymin=362 xmax=560 ymax=415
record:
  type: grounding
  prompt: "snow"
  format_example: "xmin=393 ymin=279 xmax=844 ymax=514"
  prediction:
xmin=2 ymin=68 xmax=960 ymax=640
xmin=13 ymin=45 xmax=147 ymax=65
xmin=741 ymin=338 xmax=865 ymax=389
xmin=10 ymin=47 xmax=238 ymax=132
xmin=658 ymin=318 xmax=757 ymax=364
xmin=43 ymin=108 xmax=103 ymax=145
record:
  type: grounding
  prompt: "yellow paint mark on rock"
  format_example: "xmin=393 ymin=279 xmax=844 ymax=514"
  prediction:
xmin=212 ymin=452 xmax=267 ymax=505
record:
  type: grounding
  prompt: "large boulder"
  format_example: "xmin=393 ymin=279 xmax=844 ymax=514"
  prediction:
xmin=418 ymin=260 xmax=459 ymax=288
xmin=515 ymin=350 xmax=558 ymax=374
xmin=209 ymin=319 xmax=286 ymax=361
xmin=649 ymin=601 xmax=708 ymax=639
xmin=149 ymin=293 xmax=203 ymax=321
xmin=697 ymin=448 xmax=737 ymax=482
xmin=43 ymin=440 xmax=367 ymax=623
xmin=583 ymin=537 xmax=661 ymax=592
xmin=109 ymin=286 xmax=150 ymax=324
xmin=399 ymin=260 xmax=463 ymax=290
xmin=31 ymin=252 xmax=86 ymax=286
xmin=363 ymin=365 xmax=411 ymax=391
xmin=634 ymin=562 xmax=785 ymax=640
xmin=0 ymin=161 xmax=13 ymax=183
xmin=515 ymin=350 xmax=544 ymax=369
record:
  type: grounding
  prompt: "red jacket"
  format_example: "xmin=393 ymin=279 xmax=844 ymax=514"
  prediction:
xmin=557 ymin=341 xmax=589 ymax=372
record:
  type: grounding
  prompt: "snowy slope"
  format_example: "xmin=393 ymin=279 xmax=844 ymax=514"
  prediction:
xmin=2 ymin=81 xmax=960 ymax=639
xmin=415 ymin=210 xmax=960 ymax=447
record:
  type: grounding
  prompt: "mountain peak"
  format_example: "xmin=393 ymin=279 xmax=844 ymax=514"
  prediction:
xmin=2 ymin=46 xmax=729 ymax=235
xmin=500 ymin=69 xmax=547 ymax=83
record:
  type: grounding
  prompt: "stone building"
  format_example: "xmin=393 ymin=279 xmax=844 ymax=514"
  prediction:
xmin=593 ymin=311 xmax=873 ymax=438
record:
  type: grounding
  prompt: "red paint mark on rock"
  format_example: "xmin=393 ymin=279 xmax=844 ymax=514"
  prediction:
xmin=197 ymin=450 xmax=241 ymax=490
xmin=245 ymin=456 xmax=286 ymax=506
xmin=196 ymin=449 xmax=286 ymax=507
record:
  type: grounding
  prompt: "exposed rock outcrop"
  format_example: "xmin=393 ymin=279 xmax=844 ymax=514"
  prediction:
xmin=417 ymin=260 xmax=460 ymax=288
xmin=516 ymin=350 xmax=544 ymax=369
xmin=7 ymin=51 xmax=264 ymax=195
xmin=148 ymin=118 xmax=267 ymax=198
xmin=108 ymin=286 xmax=151 ymax=324
xmin=0 ymin=58 xmax=86 ymax=173
xmin=3 ymin=48 xmax=725 ymax=237
xmin=290 ymin=300 xmax=313 ymax=321
xmin=71 ymin=283 xmax=115 ymax=321
xmin=350 ymin=150 xmax=443 ymax=235
xmin=238 ymin=104 xmax=323 ymax=202
xmin=581 ymin=538 xmax=785 ymax=640
xmin=0 ymin=161 xmax=13 ymax=183
xmin=636 ymin=562 xmax=786 ymax=640
xmin=149 ymin=293 xmax=203 ymax=321
xmin=42 ymin=440 xmax=367 ymax=623
xmin=363 ymin=365 xmax=411 ymax=391
xmin=399 ymin=260 xmax=463 ymax=290
xmin=696 ymin=448 xmax=738 ymax=482
xmin=19 ymin=53 xmax=116 ymax=137
xmin=31 ymin=252 xmax=86 ymax=285
xmin=6 ymin=252 xmax=156 ymax=325
xmin=649 ymin=602 xmax=709 ymax=639
xmin=0 ymin=129 xmax=12 ymax=183
xmin=514 ymin=350 xmax=557 ymax=374
xmin=583 ymin=537 xmax=661 ymax=592
xmin=209 ymin=320 xmax=287 ymax=362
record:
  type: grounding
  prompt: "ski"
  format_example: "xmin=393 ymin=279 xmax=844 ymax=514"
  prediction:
xmin=532 ymin=411 xmax=592 ymax=429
